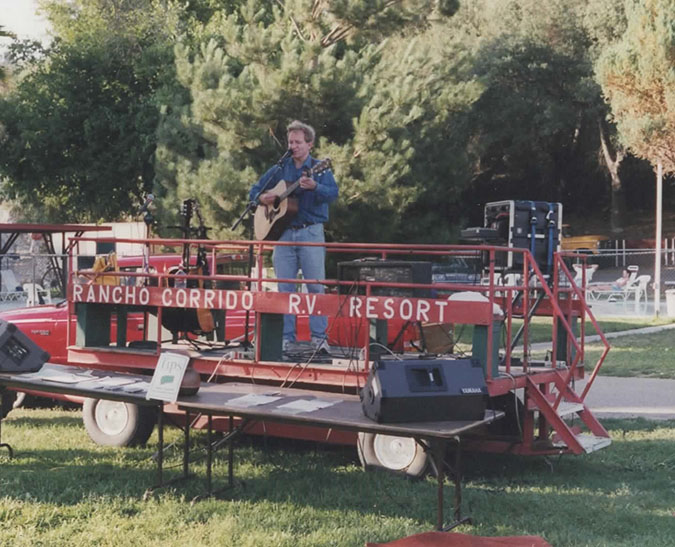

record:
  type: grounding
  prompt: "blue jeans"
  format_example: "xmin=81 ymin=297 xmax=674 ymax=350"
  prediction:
xmin=273 ymin=223 xmax=327 ymax=341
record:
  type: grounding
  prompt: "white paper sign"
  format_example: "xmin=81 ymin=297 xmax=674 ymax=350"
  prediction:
xmin=146 ymin=352 xmax=191 ymax=402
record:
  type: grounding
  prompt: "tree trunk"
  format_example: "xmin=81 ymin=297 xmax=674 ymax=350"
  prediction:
xmin=598 ymin=120 xmax=626 ymax=234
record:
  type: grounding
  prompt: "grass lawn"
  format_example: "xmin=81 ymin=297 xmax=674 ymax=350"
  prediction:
xmin=454 ymin=317 xmax=675 ymax=379
xmin=453 ymin=316 xmax=673 ymax=348
xmin=527 ymin=316 xmax=675 ymax=379
xmin=1 ymin=408 xmax=674 ymax=546
xmin=584 ymin=330 xmax=675 ymax=378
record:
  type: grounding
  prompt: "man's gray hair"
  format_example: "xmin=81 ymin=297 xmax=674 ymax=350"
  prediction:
xmin=287 ymin=120 xmax=315 ymax=143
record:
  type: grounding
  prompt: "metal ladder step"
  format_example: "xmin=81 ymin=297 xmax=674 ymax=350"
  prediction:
xmin=576 ymin=433 xmax=612 ymax=453
xmin=553 ymin=433 xmax=612 ymax=453
xmin=528 ymin=399 xmax=585 ymax=417
xmin=555 ymin=401 xmax=585 ymax=417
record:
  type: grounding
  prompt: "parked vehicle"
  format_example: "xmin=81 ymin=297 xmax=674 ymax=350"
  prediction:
xmin=561 ymin=224 xmax=610 ymax=254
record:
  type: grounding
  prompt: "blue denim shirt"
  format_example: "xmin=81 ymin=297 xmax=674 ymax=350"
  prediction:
xmin=249 ymin=155 xmax=338 ymax=226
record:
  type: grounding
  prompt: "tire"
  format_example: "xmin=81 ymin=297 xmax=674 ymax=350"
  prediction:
xmin=357 ymin=432 xmax=429 ymax=478
xmin=41 ymin=265 xmax=61 ymax=290
xmin=82 ymin=398 xmax=156 ymax=447
xmin=1 ymin=390 xmax=17 ymax=419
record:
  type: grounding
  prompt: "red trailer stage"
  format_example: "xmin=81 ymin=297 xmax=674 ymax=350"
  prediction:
xmin=2 ymin=232 xmax=612 ymax=476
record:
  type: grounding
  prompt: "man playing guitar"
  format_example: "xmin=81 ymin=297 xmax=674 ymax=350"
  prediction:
xmin=249 ymin=120 xmax=338 ymax=352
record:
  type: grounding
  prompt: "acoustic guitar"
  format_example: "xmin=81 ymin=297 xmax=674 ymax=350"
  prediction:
xmin=253 ymin=158 xmax=332 ymax=241
xmin=162 ymin=199 xmax=215 ymax=336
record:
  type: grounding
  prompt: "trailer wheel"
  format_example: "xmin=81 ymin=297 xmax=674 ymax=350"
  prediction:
xmin=357 ymin=432 xmax=429 ymax=478
xmin=82 ymin=398 xmax=156 ymax=447
xmin=1 ymin=390 xmax=17 ymax=419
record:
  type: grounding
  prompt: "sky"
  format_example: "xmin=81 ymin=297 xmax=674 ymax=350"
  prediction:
xmin=0 ymin=0 xmax=51 ymax=53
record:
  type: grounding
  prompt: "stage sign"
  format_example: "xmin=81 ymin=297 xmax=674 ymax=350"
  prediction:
xmin=70 ymin=283 xmax=495 ymax=325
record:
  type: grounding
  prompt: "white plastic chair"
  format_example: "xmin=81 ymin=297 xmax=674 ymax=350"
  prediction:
xmin=587 ymin=265 xmax=639 ymax=301
xmin=0 ymin=270 xmax=23 ymax=301
xmin=23 ymin=283 xmax=52 ymax=307
xmin=624 ymin=275 xmax=651 ymax=307
xmin=572 ymin=264 xmax=597 ymax=286
xmin=572 ymin=264 xmax=598 ymax=299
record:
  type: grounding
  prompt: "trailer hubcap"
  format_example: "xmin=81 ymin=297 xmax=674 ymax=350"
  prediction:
xmin=373 ymin=435 xmax=418 ymax=471
xmin=94 ymin=400 xmax=130 ymax=436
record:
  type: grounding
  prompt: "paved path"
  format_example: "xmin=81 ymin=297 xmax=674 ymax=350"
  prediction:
xmin=579 ymin=324 xmax=675 ymax=420
xmin=582 ymin=321 xmax=675 ymax=342
xmin=580 ymin=376 xmax=675 ymax=420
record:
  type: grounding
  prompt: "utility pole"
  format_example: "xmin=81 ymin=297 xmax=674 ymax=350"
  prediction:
xmin=654 ymin=162 xmax=663 ymax=317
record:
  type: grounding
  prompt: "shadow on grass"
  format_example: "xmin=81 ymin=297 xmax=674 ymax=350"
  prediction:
xmin=0 ymin=447 xmax=164 ymax=503
xmin=4 ymin=413 xmax=83 ymax=428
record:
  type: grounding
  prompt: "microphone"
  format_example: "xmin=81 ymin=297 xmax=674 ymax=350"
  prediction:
xmin=277 ymin=148 xmax=292 ymax=165
xmin=138 ymin=193 xmax=154 ymax=214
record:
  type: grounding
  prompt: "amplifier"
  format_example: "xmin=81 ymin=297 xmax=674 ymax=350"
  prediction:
xmin=0 ymin=320 xmax=50 ymax=373
xmin=337 ymin=259 xmax=432 ymax=297
xmin=361 ymin=357 xmax=487 ymax=423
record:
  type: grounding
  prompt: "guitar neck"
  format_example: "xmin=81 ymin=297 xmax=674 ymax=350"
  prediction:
xmin=274 ymin=159 xmax=330 ymax=201
xmin=278 ymin=179 xmax=301 ymax=201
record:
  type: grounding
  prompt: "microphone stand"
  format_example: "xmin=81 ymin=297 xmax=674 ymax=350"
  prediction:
xmin=231 ymin=150 xmax=291 ymax=350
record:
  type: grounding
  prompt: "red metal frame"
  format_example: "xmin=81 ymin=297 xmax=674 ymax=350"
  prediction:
xmin=61 ymin=235 xmax=611 ymax=456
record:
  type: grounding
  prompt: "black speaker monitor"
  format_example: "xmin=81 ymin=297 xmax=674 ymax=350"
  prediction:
xmin=361 ymin=358 xmax=487 ymax=423
xmin=0 ymin=320 xmax=50 ymax=373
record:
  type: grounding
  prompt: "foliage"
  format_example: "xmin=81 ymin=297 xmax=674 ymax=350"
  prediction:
xmin=1 ymin=0 xmax=675 ymax=232
xmin=0 ymin=42 xmax=159 ymax=221
xmin=596 ymin=0 xmax=675 ymax=174
xmin=0 ymin=25 xmax=16 ymax=82
xmin=453 ymin=0 xmax=611 ymax=219
xmin=0 ymin=0 xmax=188 ymax=222
xmin=153 ymin=0 xmax=467 ymax=241
xmin=327 ymin=26 xmax=481 ymax=242
xmin=1 ymin=409 xmax=674 ymax=545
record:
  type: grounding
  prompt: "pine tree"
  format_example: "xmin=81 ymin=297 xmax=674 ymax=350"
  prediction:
xmin=154 ymin=0 xmax=467 ymax=242
xmin=597 ymin=0 xmax=675 ymax=173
